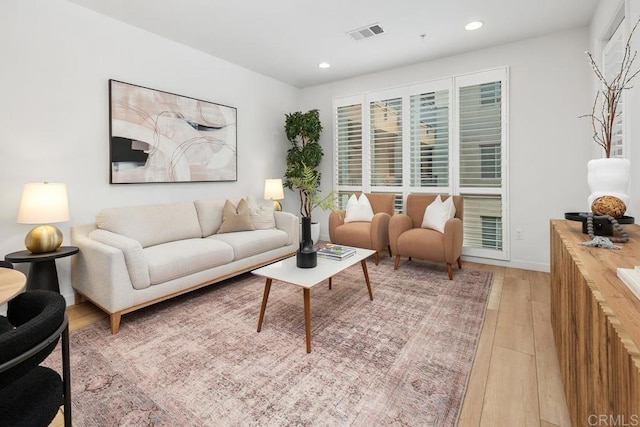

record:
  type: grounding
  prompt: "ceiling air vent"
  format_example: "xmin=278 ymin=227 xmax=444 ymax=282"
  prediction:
xmin=347 ymin=23 xmax=385 ymax=41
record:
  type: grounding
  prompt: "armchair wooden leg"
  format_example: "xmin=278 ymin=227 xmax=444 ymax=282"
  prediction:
xmin=374 ymin=252 xmax=379 ymax=266
xmin=457 ymin=257 xmax=462 ymax=269
xmin=394 ymin=255 xmax=401 ymax=270
xmin=447 ymin=263 xmax=453 ymax=280
xmin=388 ymin=245 xmax=392 ymax=257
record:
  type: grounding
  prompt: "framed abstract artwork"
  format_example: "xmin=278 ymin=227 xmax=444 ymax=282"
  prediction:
xmin=109 ymin=80 xmax=237 ymax=183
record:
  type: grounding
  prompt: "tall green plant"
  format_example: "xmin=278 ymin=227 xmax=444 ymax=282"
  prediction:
xmin=284 ymin=109 xmax=326 ymax=217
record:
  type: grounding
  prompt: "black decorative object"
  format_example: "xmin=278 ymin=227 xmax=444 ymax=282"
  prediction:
xmin=297 ymin=217 xmax=317 ymax=268
xmin=564 ymin=212 xmax=634 ymax=236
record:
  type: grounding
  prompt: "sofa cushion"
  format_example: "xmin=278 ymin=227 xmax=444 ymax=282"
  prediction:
xmin=97 ymin=202 xmax=201 ymax=248
xmin=246 ymin=196 xmax=276 ymax=230
xmin=209 ymin=229 xmax=288 ymax=260
xmin=194 ymin=197 xmax=242 ymax=237
xmin=144 ymin=239 xmax=234 ymax=285
xmin=218 ymin=199 xmax=255 ymax=234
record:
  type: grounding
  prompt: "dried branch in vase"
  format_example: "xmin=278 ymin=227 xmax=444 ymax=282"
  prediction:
xmin=581 ymin=18 xmax=640 ymax=158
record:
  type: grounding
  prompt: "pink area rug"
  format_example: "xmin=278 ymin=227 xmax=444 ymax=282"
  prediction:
xmin=46 ymin=256 xmax=492 ymax=426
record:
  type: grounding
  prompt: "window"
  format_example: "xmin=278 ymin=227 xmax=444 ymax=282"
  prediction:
xmin=603 ymin=20 xmax=625 ymax=158
xmin=335 ymin=102 xmax=363 ymax=187
xmin=370 ymin=98 xmax=403 ymax=187
xmin=333 ymin=68 xmax=508 ymax=259
xmin=409 ymin=89 xmax=449 ymax=188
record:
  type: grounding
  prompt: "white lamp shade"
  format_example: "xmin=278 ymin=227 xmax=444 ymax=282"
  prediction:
xmin=264 ymin=179 xmax=284 ymax=200
xmin=17 ymin=182 xmax=70 ymax=224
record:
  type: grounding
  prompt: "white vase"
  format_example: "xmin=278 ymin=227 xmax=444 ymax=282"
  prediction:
xmin=587 ymin=158 xmax=631 ymax=209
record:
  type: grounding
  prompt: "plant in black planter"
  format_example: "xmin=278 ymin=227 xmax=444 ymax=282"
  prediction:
xmin=288 ymin=164 xmax=336 ymax=268
xmin=284 ymin=109 xmax=335 ymax=268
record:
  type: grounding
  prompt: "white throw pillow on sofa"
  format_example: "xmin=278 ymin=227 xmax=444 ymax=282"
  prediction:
xmin=421 ymin=195 xmax=456 ymax=233
xmin=246 ymin=195 xmax=276 ymax=230
xmin=344 ymin=194 xmax=374 ymax=223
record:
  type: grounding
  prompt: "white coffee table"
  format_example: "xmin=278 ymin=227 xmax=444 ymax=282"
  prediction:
xmin=252 ymin=247 xmax=375 ymax=353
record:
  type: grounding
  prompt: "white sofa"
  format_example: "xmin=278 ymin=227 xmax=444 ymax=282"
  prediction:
xmin=71 ymin=198 xmax=298 ymax=333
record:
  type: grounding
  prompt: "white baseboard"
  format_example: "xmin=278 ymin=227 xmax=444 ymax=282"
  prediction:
xmin=461 ymin=255 xmax=550 ymax=273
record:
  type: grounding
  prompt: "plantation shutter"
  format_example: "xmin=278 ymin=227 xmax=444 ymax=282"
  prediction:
xmin=409 ymin=89 xmax=449 ymax=188
xmin=603 ymin=20 xmax=625 ymax=158
xmin=456 ymin=69 xmax=507 ymax=258
xmin=369 ymin=97 xmax=403 ymax=187
xmin=335 ymin=103 xmax=363 ymax=186
xmin=459 ymin=82 xmax=502 ymax=187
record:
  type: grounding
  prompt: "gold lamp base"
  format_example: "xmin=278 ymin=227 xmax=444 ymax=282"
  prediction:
xmin=25 ymin=224 xmax=63 ymax=254
xmin=272 ymin=200 xmax=283 ymax=211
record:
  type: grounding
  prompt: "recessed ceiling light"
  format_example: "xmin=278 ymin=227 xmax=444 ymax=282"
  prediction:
xmin=318 ymin=62 xmax=331 ymax=69
xmin=465 ymin=21 xmax=484 ymax=31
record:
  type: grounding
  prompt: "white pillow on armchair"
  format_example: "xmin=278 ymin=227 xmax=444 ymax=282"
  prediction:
xmin=344 ymin=194 xmax=374 ymax=223
xmin=421 ymin=195 xmax=456 ymax=233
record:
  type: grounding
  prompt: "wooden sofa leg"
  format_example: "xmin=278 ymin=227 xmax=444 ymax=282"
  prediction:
xmin=457 ymin=257 xmax=462 ymax=269
xmin=447 ymin=263 xmax=453 ymax=280
xmin=110 ymin=313 xmax=122 ymax=335
xmin=374 ymin=252 xmax=379 ymax=265
xmin=73 ymin=290 xmax=83 ymax=305
xmin=394 ymin=255 xmax=401 ymax=270
xmin=388 ymin=245 xmax=392 ymax=257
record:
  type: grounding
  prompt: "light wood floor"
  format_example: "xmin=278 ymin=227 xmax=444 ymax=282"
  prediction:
xmin=51 ymin=262 xmax=571 ymax=426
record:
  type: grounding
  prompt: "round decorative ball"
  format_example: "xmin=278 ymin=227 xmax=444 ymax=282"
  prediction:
xmin=591 ymin=196 xmax=626 ymax=218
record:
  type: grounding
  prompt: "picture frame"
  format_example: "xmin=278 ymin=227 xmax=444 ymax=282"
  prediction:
xmin=109 ymin=79 xmax=237 ymax=183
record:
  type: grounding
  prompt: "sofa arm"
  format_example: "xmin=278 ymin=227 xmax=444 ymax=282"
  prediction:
xmin=71 ymin=229 xmax=136 ymax=313
xmin=88 ymin=229 xmax=151 ymax=290
xmin=443 ymin=217 xmax=464 ymax=264
xmin=328 ymin=210 xmax=345 ymax=243
xmin=388 ymin=214 xmax=413 ymax=255
xmin=274 ymin=211 xmax=299 ymax=245
xmin=370 ymin=212 xmax=391 ymax=251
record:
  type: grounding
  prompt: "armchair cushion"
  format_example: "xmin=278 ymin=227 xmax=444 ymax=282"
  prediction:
xmin=421 ymin=195 xmax=456 ymax=233
xmin=344 ymin=194 xmax=374 ymax=223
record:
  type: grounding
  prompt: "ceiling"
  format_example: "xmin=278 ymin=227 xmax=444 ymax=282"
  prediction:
xmin=67 ymin=0 xmax=599 ymax=88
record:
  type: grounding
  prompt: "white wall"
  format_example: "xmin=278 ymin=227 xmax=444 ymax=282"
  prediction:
xmin=300 ymin=27 xmax=593 ymax=272
xmin=0 ymin=0 xmax=300 ymax=303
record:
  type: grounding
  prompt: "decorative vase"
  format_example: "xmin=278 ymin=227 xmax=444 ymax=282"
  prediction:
xmin=587 ymin=158 xmax=631 ymax=210
xmin=297 ymin=216 xmax=317 ymax=268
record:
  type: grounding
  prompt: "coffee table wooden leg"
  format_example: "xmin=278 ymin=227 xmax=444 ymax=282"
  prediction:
xmin=304 ymin=288 xmax=311 ymax=353
xmin=257 ymin=278 xmax=272 ymax=332
xmin=329 ymin=277 xmax=332 ymax=290
xmin=361 ymin=259 xmax=373 ymax=301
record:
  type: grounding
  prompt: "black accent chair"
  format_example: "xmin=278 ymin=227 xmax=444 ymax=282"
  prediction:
xmin=0 ymin=290 xmax=72 ymax=427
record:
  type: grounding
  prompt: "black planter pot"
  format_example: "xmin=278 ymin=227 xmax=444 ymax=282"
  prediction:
xmin=297 ymin=216 xmax=317 ymax=268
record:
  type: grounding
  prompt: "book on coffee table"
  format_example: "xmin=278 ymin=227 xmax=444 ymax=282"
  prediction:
xmin=316 ymin=244 xmax=357 ymax=260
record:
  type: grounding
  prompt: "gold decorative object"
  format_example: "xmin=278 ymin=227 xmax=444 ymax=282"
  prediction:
xmin=591 ymin=195 xmax=626 ymax=218
xmin=24 ymin=225 xmax=64 ymax=253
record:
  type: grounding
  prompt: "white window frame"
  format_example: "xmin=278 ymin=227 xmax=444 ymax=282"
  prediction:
xmin=332 ymin=67 xmax=509 ymax=261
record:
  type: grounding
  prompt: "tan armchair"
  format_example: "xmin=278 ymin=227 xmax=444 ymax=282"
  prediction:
xmin=328 ymin=193 xmax=395 ymax=265
xmin=389 ymin=194 xmax=464 ymax=279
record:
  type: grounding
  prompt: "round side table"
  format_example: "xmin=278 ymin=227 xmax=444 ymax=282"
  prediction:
xmin=5 ymin=246 xmax=79 ymax=293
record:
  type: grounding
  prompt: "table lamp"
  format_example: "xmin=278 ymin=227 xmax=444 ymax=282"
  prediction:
xmin=264 ymin=179 xmax=284 ymax=211
xmin=17 ymin=182 xmax=69 ymax=253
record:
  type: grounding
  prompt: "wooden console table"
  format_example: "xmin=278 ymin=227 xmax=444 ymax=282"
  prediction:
xmin=550 ymin=220 xmax=640 ymax=426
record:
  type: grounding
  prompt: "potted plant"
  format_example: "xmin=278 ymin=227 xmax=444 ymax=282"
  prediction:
xmin=284 ymin=109 xmax=325 ymax=217
xmin=288 ymin=163 xmax=336 ymax=267
xmin=582 ymin=18 xmax=640 ymax=210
